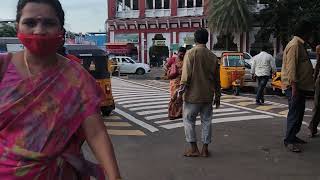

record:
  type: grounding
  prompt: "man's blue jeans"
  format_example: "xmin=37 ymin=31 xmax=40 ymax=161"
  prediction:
xmin=256 ymin=76 xmax=269 ymax=102
xmin=183 ymin=102 xmax=213 ymax=144
xmin=284 ymin=88 xmax=306 ymax=144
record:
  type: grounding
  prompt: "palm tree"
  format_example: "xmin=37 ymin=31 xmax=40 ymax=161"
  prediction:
xmin=207 ymin=0 xmax=251 ymax=50
xmin=207 ymin=0 xmax=251 ymax=34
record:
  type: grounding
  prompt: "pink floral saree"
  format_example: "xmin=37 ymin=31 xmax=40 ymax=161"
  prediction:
xmin=0 ymin=54 xmax=105 ymax=180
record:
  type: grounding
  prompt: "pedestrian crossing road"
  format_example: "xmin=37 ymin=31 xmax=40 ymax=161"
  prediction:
xmin=105 ymin=77 xmax=314 ymax=136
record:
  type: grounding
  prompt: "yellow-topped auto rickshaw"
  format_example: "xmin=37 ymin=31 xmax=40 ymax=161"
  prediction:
xmin=66 ymin=44 xmax=115 ymax=116
xmin=219 ymin=52 xmax=246 ymax=95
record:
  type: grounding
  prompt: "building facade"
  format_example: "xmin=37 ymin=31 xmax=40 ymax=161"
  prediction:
xmin=107 ymin=0 xmax=211 ymax=64
xmin=106 ymin=0 xmax=279 ymax=64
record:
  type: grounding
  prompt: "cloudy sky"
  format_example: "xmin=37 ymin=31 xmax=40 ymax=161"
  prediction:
xmin=0 ymin=0 xmax=108 ymax=33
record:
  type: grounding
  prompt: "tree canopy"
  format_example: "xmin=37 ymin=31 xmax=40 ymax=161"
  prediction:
xmin=0 ymin=25 xmax=16 ymax=37
xmin=258 ymin=0 xmax=320 ymax=48
xmin=207 ymin=0 xmax=251 ymax=34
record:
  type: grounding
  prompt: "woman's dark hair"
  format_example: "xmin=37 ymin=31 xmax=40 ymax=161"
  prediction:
xmin=16 ymin=0 xmax=65 ymax=27
xmin=194 ymin=28 xmax=209 ymax=44
xmin=178 ymin=47 xmax=187 ymax=53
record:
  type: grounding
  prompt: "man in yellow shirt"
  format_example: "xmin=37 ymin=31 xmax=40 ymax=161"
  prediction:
xmin=281 ymin=20 xmax=315 ymax=152
xmin=179 ymin=29 xmax=221 ymax=157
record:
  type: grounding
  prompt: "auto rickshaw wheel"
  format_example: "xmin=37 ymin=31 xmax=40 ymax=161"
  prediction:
xmin=101 ymin=106 xmax=113 ymax=116
xmin=136 ymin=68 xmax=145 ymax=75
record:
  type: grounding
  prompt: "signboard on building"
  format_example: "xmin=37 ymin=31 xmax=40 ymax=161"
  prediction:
xmin=114 ymin=34 xmax=139 ymax=43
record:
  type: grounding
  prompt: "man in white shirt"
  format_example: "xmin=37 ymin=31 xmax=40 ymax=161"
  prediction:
xmin=251 ymin=47 xmax=276 ymax=105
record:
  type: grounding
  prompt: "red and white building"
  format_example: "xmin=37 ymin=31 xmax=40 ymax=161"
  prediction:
xmin=106 ymin=0 xmax=279 ymax=63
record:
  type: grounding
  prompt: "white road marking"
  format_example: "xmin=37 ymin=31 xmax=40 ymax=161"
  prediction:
xmin=113 ymin=92 xmax=169 ymax=96
xmin=221 ymin=102 xmax=284 ymax=117
xmin=115 ymin=95 xmax=169 ymax=102
xmin=123 ymin=101 xmax=169 ymax=108
xmin=118 ymin=98 xmax=170 ymax=105
xmin=129 ymin=104 xmax=169 ymax=111
xmin=114 ymin=108 xmax=159 ymax=132
xmin=145 ymin=114 xmax=168 ymax=120
xmin=160 ymin=115 xmax=273 ymax=129
xmin=112 ymin=89 xmax=161 ymax=93
xmin=145 ymin=108 xmax=241 ymax=121
xmin=154 ymin=111 xmax=251 ymax=124
xmin=113 ymin=93 xmax=168 ymax=99
xmin=137 ymin=109 xmax=168 ymax=115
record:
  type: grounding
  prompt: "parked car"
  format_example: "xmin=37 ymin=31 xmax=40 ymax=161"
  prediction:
xmin=243 ymin=52 xmax=253 ymax=65
xmin=110 ymin=56 xmax=151 ymax=75
xmin=275 ymin=52 xmax=317 ymax=69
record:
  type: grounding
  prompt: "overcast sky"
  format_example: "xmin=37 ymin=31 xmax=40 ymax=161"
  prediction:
xmin=0 ymin=0 xmax=108 ymax=33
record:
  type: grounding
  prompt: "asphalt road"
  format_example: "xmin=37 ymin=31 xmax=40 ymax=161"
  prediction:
xmin=83 ymin=77 xmax=319 ymax=180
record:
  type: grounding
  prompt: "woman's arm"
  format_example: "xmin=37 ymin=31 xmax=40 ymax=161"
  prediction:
xmin=82 ymin=114 xmax=121 ymax=180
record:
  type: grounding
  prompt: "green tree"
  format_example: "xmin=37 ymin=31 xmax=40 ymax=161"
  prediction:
xmin=259 ymin=0 xmax=320 ymax=49
xmin=0 ymin=25 xmax=16 ymax=37
xmin=208 ymin=0 xmax=251 ymax=34
xmin=207 ymin=0 xmax=251 ymax=50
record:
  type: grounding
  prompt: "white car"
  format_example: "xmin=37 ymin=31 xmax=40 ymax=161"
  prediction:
xmin=111 ymin=56 xmax=151 ymax=75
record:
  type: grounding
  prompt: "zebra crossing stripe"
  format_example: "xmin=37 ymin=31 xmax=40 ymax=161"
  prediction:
xmin=115 ymin=95 xmax=169 ymax=102
xmin=137 ymin=109 xmax=168 ymax=115
xmin=237 ymin=101 xmax=257 ymax=106
xmin=118 ymin=98 xmax=170 ymax=105
xmin=104 ymin=122 xmax=132 ymax=127
xmin=222 ymin=98 xmax=249 ymax=103
xmin=154 ymin=111 xmax=251 ymax=124
xmin=103 ymin=116 xmax=121 ymax=120
xmin=114 ymin=108 xmax=159 ymax=132
xmin=129 ymin=104 xmax=169 ymax=111
xmin=112 ymin=89 xmax=161 ymax=93
xmin=113 ymin=93 xmax=168 ymax=98
xmin=122 ymin=101 xmax=169 ymax=108
xmin=107 ymin=130 xmax=146 ymax=136
xmin=145 ymin=108 xmax=240 ymax=120
xmin=160 ymin=115 xmax=273 ymax=129
xmin=113 ymin=92 xmax=169 ymax=96
xmin=256 ymin=105 xmax=285 ymax=111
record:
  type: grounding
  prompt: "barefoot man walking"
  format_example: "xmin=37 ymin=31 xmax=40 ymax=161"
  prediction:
xmin=179 ymin=29 xmax=221 ymax=157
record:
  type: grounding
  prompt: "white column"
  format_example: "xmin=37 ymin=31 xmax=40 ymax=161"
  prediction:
xmin=193 ymin=0 xmax=196 ymax=7
xmin=185 ymin=0 xmax=187 ymax=7
xmin=130 ymin=0 xmax=133 ymax=9
xmin=122 ymin=0 xmax=125 ymax=10
xmin=110 ymin=31 xmax=115 ymax=43
xmin=141 ymin=33 xmax=145 ymax=63
xmin=173 ymin=32 xmax=177 ymax=44
xmin=153 ymin=0 xmax=155 ymax=9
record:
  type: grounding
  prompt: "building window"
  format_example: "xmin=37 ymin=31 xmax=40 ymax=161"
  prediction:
xmin=146 ymin=0 xmax=153 ymax=9
xmin=196 ymin=0 xmax=202 ymax=7
xmin=187 ymin=0 xmax=193 ymax=8
xmin=117 ymin=0 xmax=139 ymax=11
xmin=178 ymin=0 xmax=202 ymax=8
xmin=133 ymin=0 xmax=138 ymax=10
xmin=178 ymin=0 xmax=185 ymax=8
xmin=155 ymin=0 xmax=162 ymax=9
xmin=164 ymin=0 xmax=170 ymax=9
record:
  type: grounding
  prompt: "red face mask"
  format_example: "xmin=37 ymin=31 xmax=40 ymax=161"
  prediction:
xmin=17 ymin=33 xmax=64 ymax=57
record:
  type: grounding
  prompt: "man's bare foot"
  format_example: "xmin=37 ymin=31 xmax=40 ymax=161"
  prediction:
xmin=201 ymin=144 xmax=210 ymax=157
xmin=184 ymin=142 xmax=200 ymax=157
xmin=183 ymin=149 xmax=200 ymax=157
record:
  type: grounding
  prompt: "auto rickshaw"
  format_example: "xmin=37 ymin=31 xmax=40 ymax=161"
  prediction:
xmin=65 ymin=44 xmax=115 ymax=116
xmin=219 ymin=52 xmax=246 ymax=95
